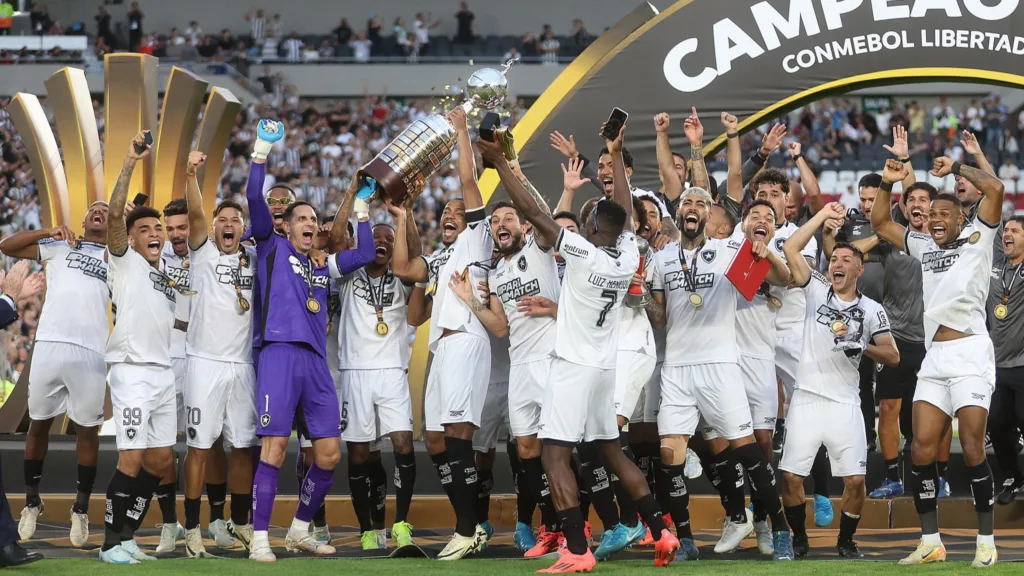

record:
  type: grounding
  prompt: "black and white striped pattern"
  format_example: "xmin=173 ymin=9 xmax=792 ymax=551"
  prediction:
xmin=250 ymin=16 xmax=265 ymax=43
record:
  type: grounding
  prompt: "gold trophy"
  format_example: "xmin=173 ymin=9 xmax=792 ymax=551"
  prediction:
xmin=357 ymin=58 xmax=518 ymax=204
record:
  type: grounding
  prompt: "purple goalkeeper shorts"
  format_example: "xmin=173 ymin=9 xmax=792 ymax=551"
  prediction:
xmin=256 ymin=342 xmax=340 ymax=439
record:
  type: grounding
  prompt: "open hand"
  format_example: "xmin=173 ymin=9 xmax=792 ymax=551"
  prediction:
xmin=17 ymin=272 xmax=44 ymax=304
xmin=2 ymin=261 xmax=30 ymax=299
xmin=883 ymin=124 xmax=909 ymax=158
xmin=960 ymin=130 xmax=981 ymax=156
xmin=760 ymin=123 xmax=787 ymax=156
xmin=549 ymin=131 xmax=578 ymax=158
xmin=517 ymin=295 xmax=557 ymax=318
xmin=562 ymin=157 xmax=591 ymax=192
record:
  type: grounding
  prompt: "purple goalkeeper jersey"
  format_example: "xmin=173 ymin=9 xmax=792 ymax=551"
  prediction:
xmin=246 ymin=162 xmax=375 ymax=357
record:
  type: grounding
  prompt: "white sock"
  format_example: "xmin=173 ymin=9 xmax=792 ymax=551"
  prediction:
xmin=922 ymin=532 xmax=942 ymax=546
xmin=253 ymin=530 xmax=270 ymax=547
xmin=291 ymin=518 xmax=311 ymax=534
xmin=978 ymin=534 xmax=995 ymax=547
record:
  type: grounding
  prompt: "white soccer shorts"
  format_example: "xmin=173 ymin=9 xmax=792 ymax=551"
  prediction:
xmin=508 ymin=358 xmax=551 ymax=437
xmin=631 ymin=361 xmax=663 ymax=424
xmin=538 ymin=358 xmax=618 ymax=444
xmin=779 ymin=390 xmax=867 ymax=478
xmin=424 ymin=332 xmax=490 ymax=432
xmin=775 ymin=330 xmax=802 ymax=402
xmin=615 ymin=351 xmax=656 ymax=422
xmin=340 ymin=368 xmax=414 ymax=443
xmin=109 ymin=363 xmax=177 ymax=450
xmin=658 ymin=362 xmax=755 ymax=440
xmin=740 ymin=356 xmax=779 ymax=431
xmin=171 ymin=357 xmax=187 ymax=434
xmin=473 ymin=378 xmax=510 ymax=452
xmin=27 ymin=341 xmax=106 ymax=427
xmin=915 ymin=335 xmax=996 ymax=417
xmin=184 ymin=356 xmax=258 ymax=449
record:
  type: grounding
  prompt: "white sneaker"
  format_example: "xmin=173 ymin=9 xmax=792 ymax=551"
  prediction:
xmin=285 ymin=527 xmax=336 ymax=555
xmin=714 ymin=508 xmax=753 ymax=554
xmin=99 ymin=544 xmax=139 ymax=564
xmin=312 ymin=524 xmax=332 ymax=544
xmin=227 ymin=521 xmax=253 ymax=551
xmin=683 ymin=449 xmax=703 ymax=479
xmin=70 ymin=511 xmax=90 ymax=548
xmin=374 ymin=528 xmax=387 ymax=549
xmin=18 ymin=502 xmax=43 ymax=540
xmin=207 ymin=519 xmax=235 ymax=548
xmin=898 ymin=538 xmax=947 ymax=565
xmin=120 ymin=539 xmax=157 ymax=561
xmin=155 ymin=522 xmax=184 ymax=553
xmin=185 ymin=527 xmax=211 ymax=558
xmin=972 ymin=542 xmax=997 ymax=568
xmin=249 ymin=542 xmax=276 ymax=562
xmin=436 ymin=528 xmax=485 ymax=561
xmin=753 ymin=520 xmax=774 ymax=555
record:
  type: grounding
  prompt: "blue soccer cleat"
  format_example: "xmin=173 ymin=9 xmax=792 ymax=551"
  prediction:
xmin=676 ymin=538 xmax=700 ymax=561
xmin=869 ymin=478 xmax=905 ymax=499
xmin=773 ymin=531 xmax=794 ymax=561
xmin=814 ymin=494 xmax=834 ymax=527
xmin=937 ymin=476 xmax=951 ymax=498
xmin=594 ymin=523 xmax=632 ymax=561
xmin=625 ymin=522 xmax=646 ymax=547
xmin=513 ymin=522 xmax=537 ymax=552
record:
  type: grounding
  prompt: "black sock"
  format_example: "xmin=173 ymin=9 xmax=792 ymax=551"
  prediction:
xmin=747 ymin=470 xmax=766 ymax=523
xmin=838 ymin=511 xmax=860 ymax=544
xmin=124 ymin=470 xmax=162 ymax=538
xmin=156 ymin=482 xmax=177 ymax=524
xmin=476 ymin=467 xmax=494 ymax=524
xmin=184 ymin=497 xmax=202 ymax=530
xmin=444 ymin=437 xmax=480 ymax=537
xmin=613 ymin=443 xmax=639 ymax=527
xmin=557 ymin=507 xmax=588 ymax=555
xmin=635 ymin=494 xmax=666 ymax=540
xmin=937 ymin=460 xmax=948 ymax=479
xmin=775 ymin=418 xmax=785 ymax=435
xmin=651 ymin=451 xmax=670 ymax=514
xmin=515 ymin=463 xmax=537 ymax=527
xmin=523 ymin=456 xmax=558 ymax=530
xmin=430 ymin=452 xmax=457 ymax=507
xmin=811 ymin=447 xmax=832 ymax=498
xmin=578 ymin=443 xmax=619 ymax=528
xmin=658 ymin=464 xmax=692 ymax=539
xmin=394 ymin=452 xmax=416 ymax=524
xmin=885 ymin=458 xmax=901 ymax=483
xmin=573 ymin=456 xmax=590 ymax=521
xmin=910 ymin=462 xmax=940 ymax=534
xmin=368 ymin=458 xmax=387 ymax=530
xmin=230 ymin=493 xmax=250 ymax=526
xmin=313 ymin=504 xmax=327 ymax=528
xmin=785 ymin=504 xmax=807 ymax=540
xmin=102 ymin=470 xmax=132 ymax=551
xmin=75 ymin=464 xmax=97 ymax=514
xmin=968 ymin=461 xmax=995 ymax=536
xmin=712 ymin=448 xmax=747 ymax=524
xmin=348 ymin=461 xmax=373 ymax=533
xmin=632 ymin=443 xmax=652 ymax=491
xmin=24 ymin=459 xmax=43 ymax=508
xmin=206 ymin=482 xmax=227 ymax=522
xmin=733 ymin=443 xmax=787 ymax=530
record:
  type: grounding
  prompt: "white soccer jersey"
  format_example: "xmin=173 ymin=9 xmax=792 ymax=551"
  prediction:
xmin=35 ymin=239 xmax=110 ymax=354
xmin=770 ymin=221 xmax=818 ymax=332
xmin=337 ymin=268 xmax=412 ymax=370
xmin=651 ymin=237 xmax=742 ymax=366
xmin=162 ymin=242 xmax=192 ymax=359
xmin=905 ymin=219 xmax=998 ymax=348
xmin=617 ymin=256 xmax=656 ymax=357
xmin=105 ymin=248 xmax=176 ymax=366
xmin=795 ymin=271 xmax=890 ymax=404
xmin=553 ymin=229 xmax=639 ymax=369
xmin=423 ymin=208 xmax=494 ymax=353
xmin=186 ymin=241 xmax=256 ymax=363
xmin=488 ymin=235 xmax=559 ymax=365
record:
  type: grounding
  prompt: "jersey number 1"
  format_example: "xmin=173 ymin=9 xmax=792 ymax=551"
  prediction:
xmin=596 ymin=289 xmax=617 ymax=328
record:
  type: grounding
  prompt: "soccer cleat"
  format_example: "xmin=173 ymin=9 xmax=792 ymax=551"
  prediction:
xmin=121 ymin=539 xmax=157 ymax=561
xmin=715 ymin=508 xmax=753 ymax=553
xmin=773 ymin=531 xmax=794 ymax=561
xmin=393 ymin=521 xmax=415 ymax=548
xmin=837 ymin=540 xmax=863 ymax=558
xmin=997 ymin=478 xmax=1024 ymax=505
xmin=208 ymin=519 xmax=235 ymax=548
xmin=625 ymin=522 xmax=646 ymax=547
xmin=594 ymin=523 xmax=632 ymax=560
xmin=360 ymin=531 xmax=380 ymax=550
xmin=653 ymin=530 xmax=680 ymax=567
xmin=185 ymin=527 xmax=211 ymax=558
xmin=937 ymin=477 xmax=951 ymax=498
xmin=526 ymin=526 xmax=563 ymax=558
xmin=155 ymin=522 xmax=184 ymax=553
xmin=813 ymin=495 xmax=834 ymax=527
xmin=436 ymin=530 xmax=483 ymax=561
xmin=286 ymin=527 xmax=336 ymax=555
xmin=869 ymin=478 xmax=904 ymax=499
xmin=538 ymin=549 xmax=597 ymax=573
xmin=753 ymin=520 xmax=774 ymax=555
xmin=514 ymin=522 xmax=536 ymax=552
xmin=683 ymin=449 xmax=703 ymax=479
xmin=17 ymin=502 xmax=42 ymax=540
xmin=70 ymin=511 xmax=90 ymax=548
xmin=793 ymin=533 xmax=809 ymax=557
xmin=972 ymin=542 xmax=998 ymax=567
xmin=312 ymin=524 xmax=332 ymax=544
xmin=98 ymin=545 xmax=139 ymax=564
xmin=479 ymin=521 xmax=494 ymax=550
xmin=227 ymin=521 xmax=253 ymax=551
xmin=584 ymin=521 xmax=593 ymax=545
xmin=637 ymin=524 xmax=655 ymax=547
xmin=249 ymin=542 xmax=276 ymax=562
xmin=675 ymin=537 xmax=700 ymax=561
xmin=898 ymin=539 xmax=947 ymax=564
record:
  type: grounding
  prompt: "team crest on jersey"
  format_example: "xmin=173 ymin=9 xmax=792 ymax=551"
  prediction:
xmin=288 ymin=255 xmax=329 ymax=289
xmin=260 ymin=414 xmax=271 ymax=427
xmin=775 ymin=238 xmax=784 ymax=252
xmin=353 ymin=273 xmax=396 ymax=307
xmin=701 ymin=250 xmax=716 ymax=264
xmin=496 ymin=277 xmax=541 ymax=303
xmin=66 ymin=252 xmax=107 ymax=281
xmin=969 ymin=231 xmax=981 ymax=244
xmin=517 ymin=255 xmax=527 ymax=271
xmin=148 ymin=271 xmax=178 ymax=302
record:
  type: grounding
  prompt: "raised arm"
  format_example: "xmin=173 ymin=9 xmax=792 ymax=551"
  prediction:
xmin=328 ymin=176 xmax=359 ymax=253
xmin=555 ymin=156 xmax=590 ymax=215
xmin=654 ymin=113 xmax=682 ymax=202
xmin=549 ymin=130 xmax=604 ymax=196
xmin=108 ymin=131 xmax=151 ymax=257
xmin=329 ymin=217 xmax=375 ymax=277
xmin=509 ymin=160 xmax=551 ymax=217
xmin=721 ymin=112 xmax=743 ymax=204
xmin=683 ymin=107 xmax=708 ymax=191
xmin=960 ymin=130 xmax=996 ymax=177
xmin=388 ymin=201 xmax=428 ymax=282
xmin=604 ymin=123 xmax=633 ymax=231
xmin=882 ymin=125 xmax=916 ymax=217
xmin=450 ymin=107 xmax=483 ymax=210
xmin=404 ymin=194 xmax=422 ymax=260
xmin=247 ymin=119 xmax=284 ymax=241
xmin=784 ymin=203 xmax=844 ymax=287
xmin=743 ymin=123 xmax=786 ymax=189
xmin=759 ymin=246 xmax=793 ymax=287
xmin=935 ymin=155 xmax=1005 ymax=226
xmin=184 ymin=151 xmax=209 ymax=250
xmin=0 ymin=226 xmax=74 ymax=260
xmin=790 ymin=141 xmax=824 ymax=215
xmin=872 ymin=159 xmax=911 ymax=250
xmin=479 ymin=137 xmax=560 ymax=248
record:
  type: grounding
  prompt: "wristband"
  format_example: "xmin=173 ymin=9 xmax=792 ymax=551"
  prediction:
xmin=880 ymin=181 xmax=894 ymax=193
xmin=951 ymin=161 xmax=962 ymax=176
xmin=898 ymin=156 xmax=911 ymax=163
xmin=726 ymin=132 xmax=739 ymax=139
xmin=793 ymin=153 xmax=804 ymax=163
xmin=752 ymin=151 xmax=767 ymax=166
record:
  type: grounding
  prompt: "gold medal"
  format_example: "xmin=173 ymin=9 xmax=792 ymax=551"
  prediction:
xmin=237 ymin=296 xmax=250 ymax=312
xmin=688 ymin=293 xmax=703 ymax=308
xmin=181 ymin=257 xmax=190 ymax=269
xmin=306 ymin=297 xmax=321 ymax=314
xmin=769 ymin=296 xmax=783 ymax=309
xmin=830 ymin=320 xmax=847 ymax=334
xmin=376 ymin=321 xmax=389 ymax=336
xmin=994 ymin=304 xmax=1008 ymax=320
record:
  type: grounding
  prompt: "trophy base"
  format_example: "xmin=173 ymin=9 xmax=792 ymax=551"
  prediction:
xmin=359 ymin=158 xmax=412 ymax=206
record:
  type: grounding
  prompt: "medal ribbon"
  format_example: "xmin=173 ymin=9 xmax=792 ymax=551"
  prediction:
xmin=368 ymin=271 xmax=390 ymax=325
xmin=678 ymin=240 xmax=705 ymax=294
xmin=1001 ymin=262 xmax=1023 ymax=304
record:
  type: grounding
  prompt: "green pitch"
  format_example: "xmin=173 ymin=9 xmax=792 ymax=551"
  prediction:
xmin=15 ymin=559 xmax=1021 ymax=575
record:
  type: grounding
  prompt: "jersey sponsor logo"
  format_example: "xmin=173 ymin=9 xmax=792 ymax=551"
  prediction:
xmin=563 ymin=243 xmax=590 ymax=259
xmin=587 ymin=273 xmax=630 ymax=291
xmin=66 ymin=251 xmax=108 ymax=281
xmin=148 ymin=271 xmax=178 ymax=302
xmin=921 ymin=250 xmax=961 ymax=273
xmin=816 ymin=304 xmax=864 ymax=335
xmin=215 ymin=264 xmax=255 ymax=289
xmin=163 ymin=263 xmax=191 ymax=289
xmin=287 ymin=255 xmax=329 ymax=289
xmin=496 ymin=277 xmax=541 ymax=303
xmin=663 ymin=270 xmax=714 ymax=292
xmin=352 ymin=274 xmax=397 ymax=308
xmin=426 ymin=247 xmax=453 ymax=281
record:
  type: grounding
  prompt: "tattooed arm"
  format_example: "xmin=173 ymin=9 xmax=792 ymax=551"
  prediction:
xmin=108 ymin=131 xmax=151 ymax=257
xmin=510 ymin=160 xmax=552 ymax=217
xmin=683 ymin=107 xmax=709 ymax=191
xmin=646 ymin=292 xmax=667 ymax=330
xmin=934 ymin=156 xmax=1005 ymax=226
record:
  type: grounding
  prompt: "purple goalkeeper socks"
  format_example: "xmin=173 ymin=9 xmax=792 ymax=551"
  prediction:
xmin=252 ymin=461 xmax=281 ymax=531
xmin=295 ymin=464 xmax=335 ymax=523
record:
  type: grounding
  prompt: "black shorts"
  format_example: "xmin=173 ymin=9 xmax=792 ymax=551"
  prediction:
xmin=996 ymin=366 xmax=1024 ymax=392
xmin=875 ymin=337 xmax=926 ymax=400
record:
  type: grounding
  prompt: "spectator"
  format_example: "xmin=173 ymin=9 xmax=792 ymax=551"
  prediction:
xmin=29 ymin=3 xmax=52 ymax=36
xmin=47 ymin=20 xmax=63 ymax=36
xmin=998 ymin=158 xmax=1020 ymax=181
xmin=231 ymin=40 xmax=251 ymax=76
xmin=0 ymin=1 xmax=12 ymax=36
xmin=257 ymin=66 xmax=276 ymax=93
xmin=570 ymin=18 xmax=589 ymax=53
xmin=318 ymin=39 xmax=335 ymax=59
xmin=179 ymin=37 xmax=199 ymax=65
xmin=502 ymin=46 xmax=520 ymax=63
xmin=367 ymin=14 xmax=383 ymax=55
xmin=95 ymin=6 xmax=114 ymax=48
xmin=218 ymin=29 xmax=235 ymax=51
xmin=393 ymin=17 xmax=411 ymax=57
xmin=94 ymin=35 xmax=109 ymax=59
xmin=197 ymin=36 xmax=218 ymax=59
xmin=282 ymin=32 xmax=304 ymax=62
xmin=269 ymin=14 xmax=284 ymax=40
xmin=261 ymin=28 xmax=279 ymax=61
xmin=246 ymin=8 xmax=266 ymax=44
xmin=540 ymin=30 xmax=560 ymax=65
xmin=350 ymin=32 xmax=372 ymax=63
xmin=413 ymin=13 xmax=437 ymax=55
xmin=908 ymin=101 xmax=926 ymax=139
xmin=169 ymin=27 xmax=185 ymax=46
xmin=838 ymin=184 xmax=860 ymax=212
xmin=137 ymin=33 xmax=154 ymax=56
xmin=333 ymin=17 xmax=353 ymax=45
xmin=185 ymin=20 xmax=203 ymax=45
xmin=521 ymin=33 xmax=538 ymax=58
xmin=127 ymin=2 xmax=144 ymax=50
xmin=1002 ymin=127 xmax=1019 ymax=157
xmin=455 ymin=1 xmax=475 ymax=44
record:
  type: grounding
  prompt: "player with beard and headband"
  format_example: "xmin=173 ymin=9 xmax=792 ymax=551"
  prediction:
xmin=648 ymin=186 xmax=795 ymax=562
xmin=780 ymin=202 xmax=899 ymax=558
xmin=174 ymin=151 xmax=258 ymax=556
xmin=871 ymin=157 xmax=1004 ymax=567
xmin=99 ymin=132 xmax=182 ymax=564
xmin=1 ymin=201 xmax=109 ymax=547
xmin=390 ymin=107 xmax=493 ymax=560
xmin=245 ymin=119 xmax=376 ymax=562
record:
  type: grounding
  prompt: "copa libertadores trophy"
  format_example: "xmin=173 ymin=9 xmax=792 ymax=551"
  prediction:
xmin=356 ymin=58 xmax=518 ymax=203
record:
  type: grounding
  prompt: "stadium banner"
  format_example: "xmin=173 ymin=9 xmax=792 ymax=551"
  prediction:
xmin=483 ymin=0 xmax=1024 ymax=206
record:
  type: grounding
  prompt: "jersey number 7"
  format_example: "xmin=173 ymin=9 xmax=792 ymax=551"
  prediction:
xmin=596 ymin=289 xmax=617 ymax=327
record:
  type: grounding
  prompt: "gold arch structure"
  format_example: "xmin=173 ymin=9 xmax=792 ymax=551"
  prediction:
xmin=408 ymin=1 xmax=1024 ymax=433
xmin=1 ymin=55 xmax=240 ymax=434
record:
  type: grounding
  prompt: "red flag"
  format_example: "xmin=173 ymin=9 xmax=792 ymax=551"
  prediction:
xmin=726 ymin=238 xmax=772 ymax=302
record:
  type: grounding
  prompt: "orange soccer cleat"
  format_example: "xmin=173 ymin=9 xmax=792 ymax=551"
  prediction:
xmin=538 ymin=549 xmax=597 ymax=573
xmin=526 ymin=526 xmax=564 ymax=558
xmin=653 ymin=530 xmax=680 ymax=567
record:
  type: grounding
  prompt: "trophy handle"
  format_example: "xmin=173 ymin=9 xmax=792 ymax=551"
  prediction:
xmin=500 ymin=57 xmax=520 ymax=75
